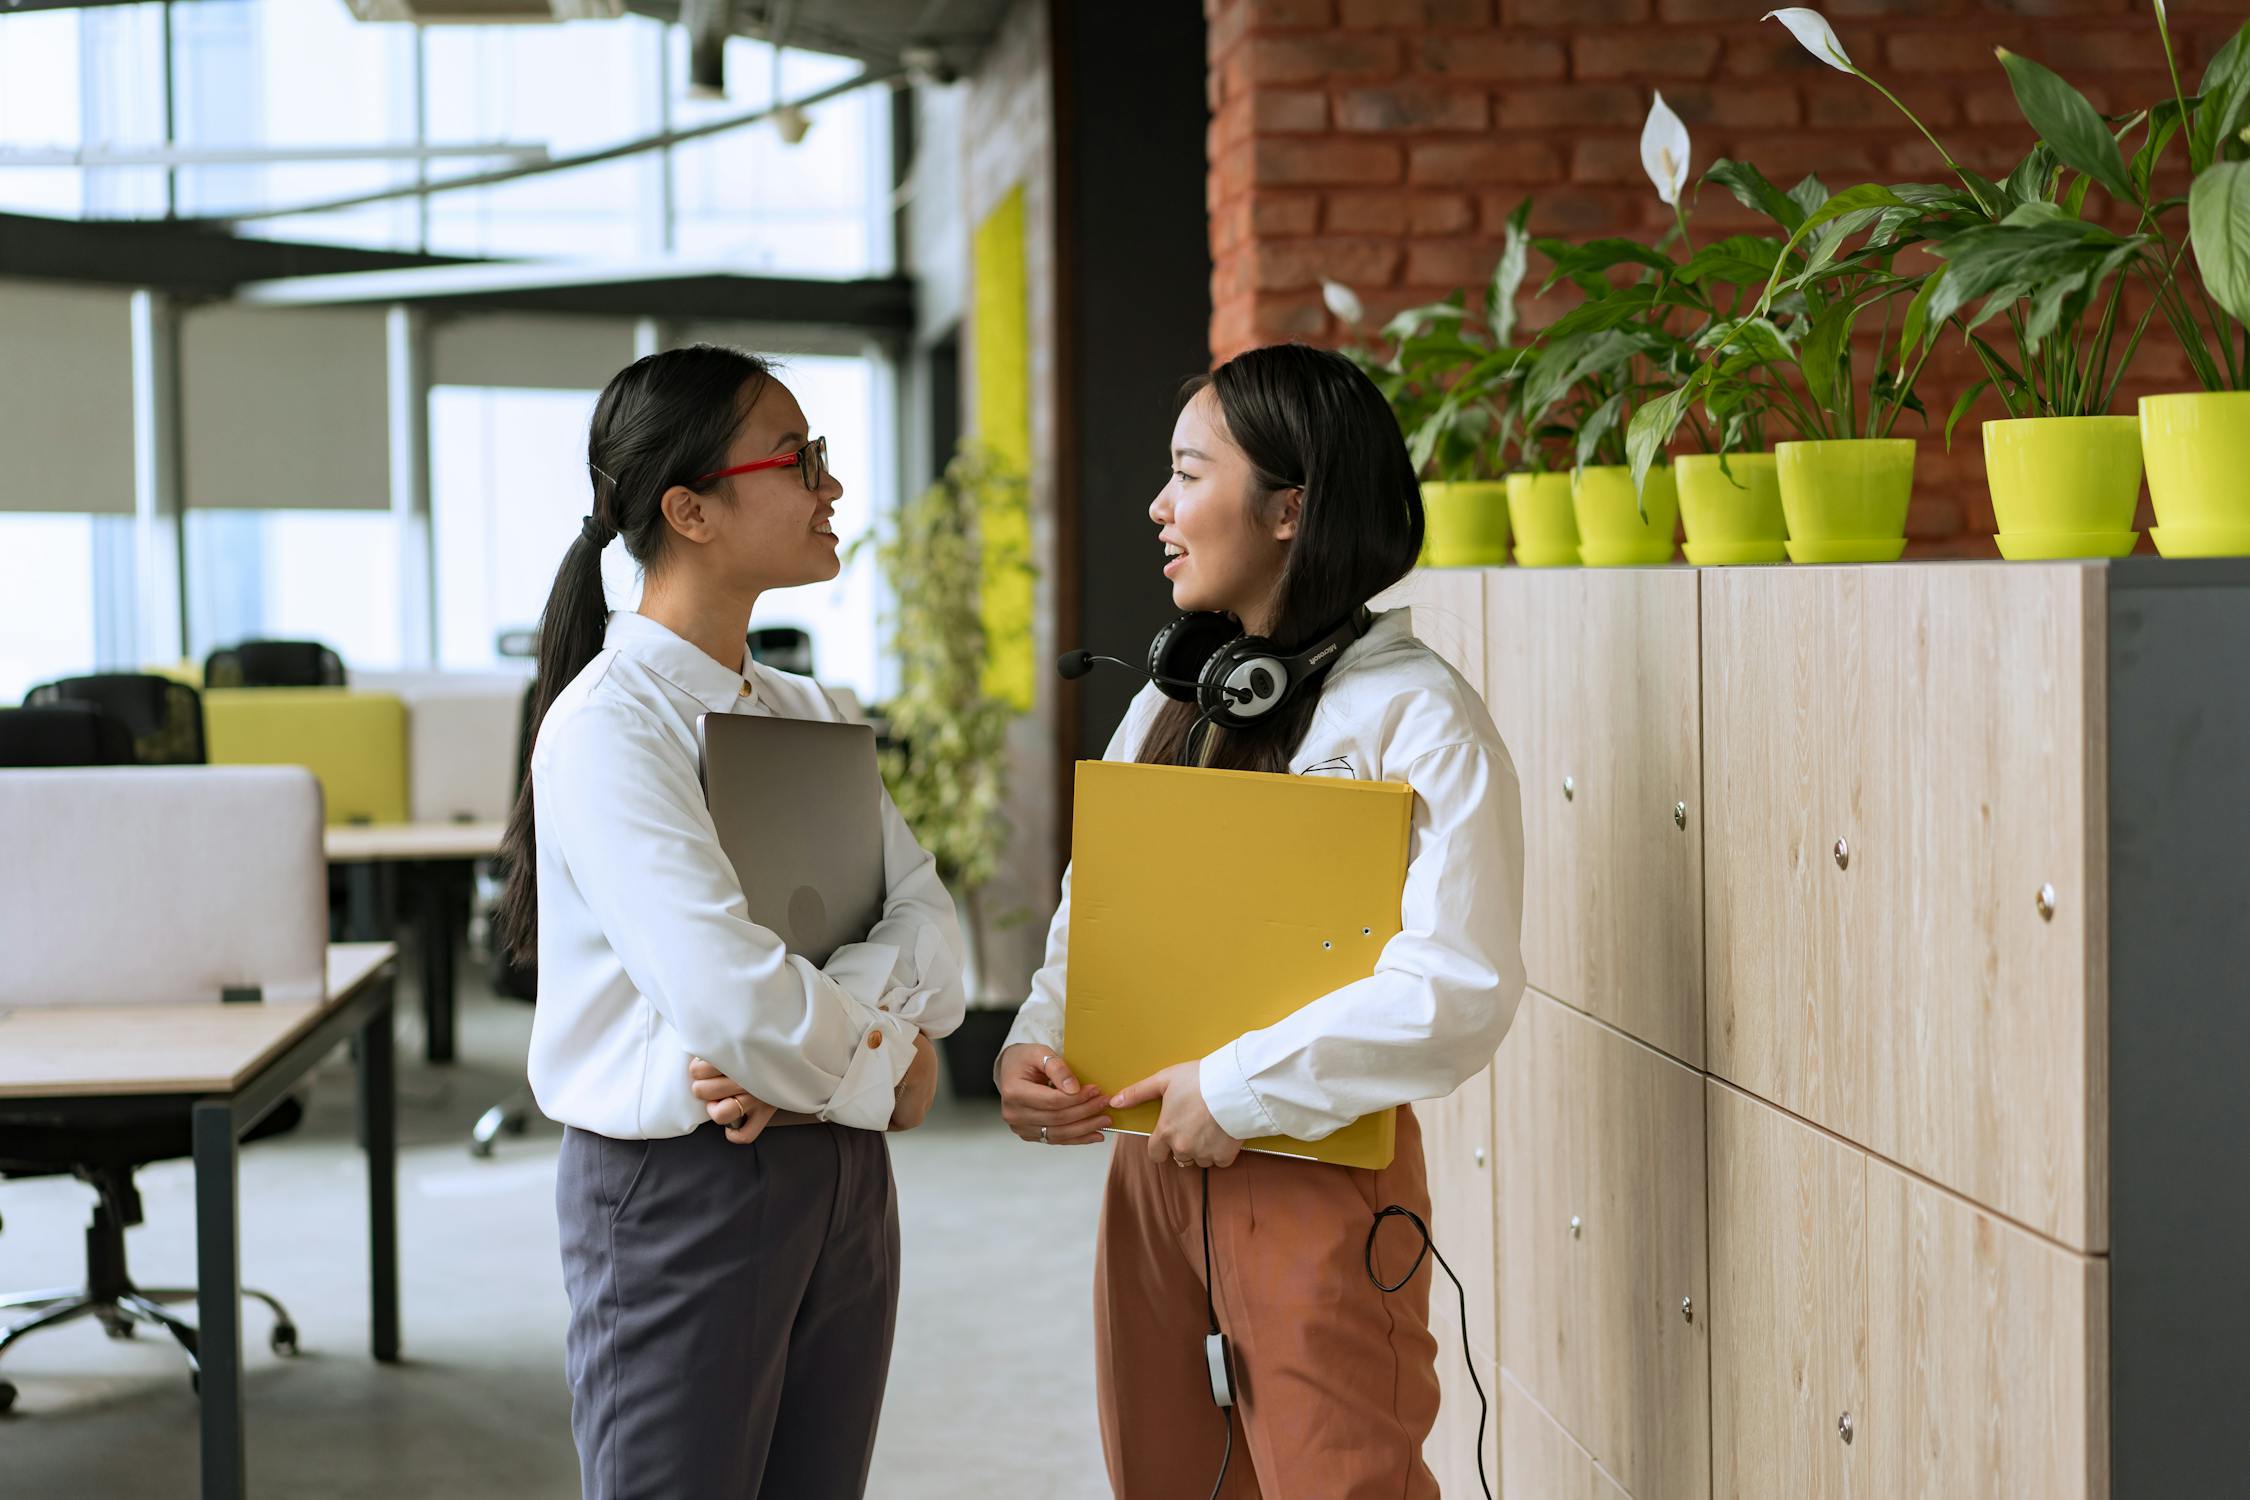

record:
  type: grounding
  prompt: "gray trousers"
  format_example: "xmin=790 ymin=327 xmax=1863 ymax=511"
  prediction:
xmin=557 ymin=1121 xmax=900 ymax=1500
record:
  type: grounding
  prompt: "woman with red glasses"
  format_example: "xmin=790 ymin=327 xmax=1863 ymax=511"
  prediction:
xmin=494 ymin=344 xmax=964 ymax=1500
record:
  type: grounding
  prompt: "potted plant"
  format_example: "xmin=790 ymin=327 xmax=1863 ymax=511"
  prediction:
xmin=1630 ymin=153 xmax=1962 ymax=563
xmin=1331 ymin=202 xmax=1534 ymax=568
xmin=855 ymin=442 xmax=1029 ymax=1097
xmin=2141 ymin=5 xmax=2250 ymax=555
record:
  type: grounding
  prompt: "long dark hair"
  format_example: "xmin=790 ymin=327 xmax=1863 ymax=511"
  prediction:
xmin=1136 ymin=343 xmax=1423 ymax=774
xmin=494 ymin=344 xmax=775 ymax=964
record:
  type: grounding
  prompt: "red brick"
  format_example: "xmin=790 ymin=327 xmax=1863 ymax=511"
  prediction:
xmin=1255 ymin=237 xmax=1403 ymax=292
xmin=1569 ymin=137 xmax=1649 ymax=187
xmin=1503 ymin=0 xmax=1647 ymax=22
xmin=1408 ymin=239 xmax=1507 ymax=288
xmin=1413 ymin=33 xmax=1567 ymax=80
xmin=1724 ymin=135 xmax=1880 ymax=181
xmin=1660 ymin=83 xmax=1803 ymax=130
xmin=1343 ymin=85 xmax=1487 ymax=132
xmin=1244 ymin=0 xmax=1334 ymax=26
xmin=1210 ymin=140 xmax=1254 ymax=209
xmin=1408 ymin=139 xmax=1565 ymax=184
xmin=1504 ymin=186 xmax=1640 ymax=235
xmin=1498 ymin=84 xmax=1649 ymax=130
xmin=1207 ymin=1 xmax=1252 ymax=63
xmin=1246 ymin=32 xmax=1402 ymax=83
xmin=1905 ymin=497 xmax=1965 ymax=540
xmin=1722 ymin=26 xmax=1883 ymax=76
xmin=1252 ymin=87 xmax=1329 ymax=132
xmin=1427 ymin=0 xmax=1492 ymax=22
xmin=1255 ymin=137 xmax=1406 ymax=185
xmin=1410 ymin=191 xmax=1477 ymax=233
xmin=1325 ymin=189 xmax=1409 ymax=232
xmin=1253 ymin=291 xmax=1335 ymax=341
xmin=1339 ymin=0 xmax=1495 ymax=21
xmin=1808 ymin=78 xmax=1960 ymax=130
xmin=1211 ymin=297 xmax=1257 ymax=362
xmin=1252 ymin=192 xmax=1321 ymax=236
xmin=1660 ymin=0 xmax=1778 ymax=18
xmin=1572 ymin=32 xmax=1722 ymax=80
xmin=1212 ymin=198 xmax=1252 ymax=257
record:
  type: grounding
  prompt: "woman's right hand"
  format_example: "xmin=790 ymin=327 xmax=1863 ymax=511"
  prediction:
xmin=998 ymin=1043 xmax=1111 ymax=1146
xmin=689 ymin=1057 xmax=780 ymax=1145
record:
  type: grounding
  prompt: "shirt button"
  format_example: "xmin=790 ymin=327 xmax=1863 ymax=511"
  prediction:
xmin=867 ymin=1030 xmax=883 ymax=1049
xmin=737 ymin=682 xmax=752 ymax=699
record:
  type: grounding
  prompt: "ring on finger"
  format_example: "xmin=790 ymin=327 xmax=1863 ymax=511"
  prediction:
xmin=1039 ymin=1125 xmax=1050 ymax=1144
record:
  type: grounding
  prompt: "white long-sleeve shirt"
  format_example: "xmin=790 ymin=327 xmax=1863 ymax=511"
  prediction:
xmin=528 ymin=610 xmax=966 ymax=1138
xmin=1006 ymin=608 xmax=1527 ymax=1143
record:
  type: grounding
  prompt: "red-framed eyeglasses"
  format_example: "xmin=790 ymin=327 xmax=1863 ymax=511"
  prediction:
xmin=694 ymin=436 xmax=829 ymax=492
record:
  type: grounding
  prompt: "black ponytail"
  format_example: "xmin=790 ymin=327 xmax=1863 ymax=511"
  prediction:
xmin=494 ymin=344 xmax=775 ymax=964
xmin=1137 ymin=343 xmax=1424 ymax=775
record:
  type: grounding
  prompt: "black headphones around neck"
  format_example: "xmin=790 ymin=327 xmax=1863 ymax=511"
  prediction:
xmin=1147 ymin=607 xmax=1371 ymax=731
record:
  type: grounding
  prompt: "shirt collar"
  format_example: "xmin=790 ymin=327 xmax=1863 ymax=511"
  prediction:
xmin=1325 ymin=607 xmax=1410 ymax=685
xmin=604 ymin=611 xmax=755 ymax=714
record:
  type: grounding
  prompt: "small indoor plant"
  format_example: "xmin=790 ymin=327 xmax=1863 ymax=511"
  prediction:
xmin=855 ymin=442 xmax=1028 ymax=1095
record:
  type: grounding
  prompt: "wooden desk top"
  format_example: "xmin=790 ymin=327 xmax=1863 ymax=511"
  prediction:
xmin=0 ymin=943 xmax=397 ymax=1099
xmin=324 ymin=820 xmax=506 ymax=863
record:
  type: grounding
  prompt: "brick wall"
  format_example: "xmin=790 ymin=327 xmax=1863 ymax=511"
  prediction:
xmin=1204 ymin=0 xmax=2240 ymax=555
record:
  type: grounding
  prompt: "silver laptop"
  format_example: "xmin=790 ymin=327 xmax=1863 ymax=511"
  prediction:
xmin=698 ymin=713 xmax=887 ymax=965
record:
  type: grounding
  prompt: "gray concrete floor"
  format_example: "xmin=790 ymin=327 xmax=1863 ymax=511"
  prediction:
xmin=0 ymin=963 xmax=1111 ymax=1499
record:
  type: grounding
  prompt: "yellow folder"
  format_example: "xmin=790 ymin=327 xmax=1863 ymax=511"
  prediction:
xmin=1064 ymin=759 xmax=1414 ymax=1170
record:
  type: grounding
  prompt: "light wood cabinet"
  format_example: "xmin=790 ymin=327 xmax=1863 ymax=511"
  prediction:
xmin=1386 ymin=567 xmax=1487 ymax=684
xmin=1501 ymin=1371 xmax=1632 ymax=1500
xmin=1865 ymin=1158 xmax=2108 ymax=1500
xmin=1498 ymin=991 xmax=1708 ymax=1499
xmin=1486 ymin=570 xmax=1703 ymax=1065
xmin=1702 ymin=564 xmax=2105 ymax=1250
xmin=1420 ymin=1067 xmax=1499 ymax=1497
xmin=1706 ymin=1080 xmax=1869 ymax=1500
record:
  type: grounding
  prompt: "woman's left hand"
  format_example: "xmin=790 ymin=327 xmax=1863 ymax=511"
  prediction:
xmin=689 ymin=1057 xmax=778 ymax=1144
xmin=1110 ymin=1062 xmax=1242 ymax=1169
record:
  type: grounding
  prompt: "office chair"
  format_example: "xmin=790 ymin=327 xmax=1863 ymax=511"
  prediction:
xmin=0 ymin=704 xmax=135 ymax=768
xmin=0 ymin=1107 xmax=305 ymax=1412
xmin=472 ymin=680 xmax=541 ymax=1157
xmin=25 ymin=674 xmax=206 ymax=765
xmin=747 ymin=625 xmax=814 ymax=677
xmin=203 ymin=639 xmax=347 ymax=690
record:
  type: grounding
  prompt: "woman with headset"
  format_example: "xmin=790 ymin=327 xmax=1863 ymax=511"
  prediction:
xmin=998 ymin=342 xmax=1527 ymax=1497
xmin=495 ymin=344 xmax=965 ymax=1500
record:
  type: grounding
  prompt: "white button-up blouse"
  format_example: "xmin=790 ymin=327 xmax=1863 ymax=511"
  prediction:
xmin=527 ymin=610 xmax=965 ymax=1138
xmin=1005 ymin=608 xmax=1528 ymax=1143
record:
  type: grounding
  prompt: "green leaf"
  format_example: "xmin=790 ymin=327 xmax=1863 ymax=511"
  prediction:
xmin=1535 ymin=237 xmax=1677 ymax=293
xmin=2004 ymin=142 xmax=2062 ymax=209
xmin=1380 ymin=297 xmax=1467 ymax=345
xmin=1944 ymin=379 xmax=1993 ymax=450
xmin=2192 ymin=21 xmax=2250 ymax=174
xmin=1520 ymin=330 xmax=1634 ymax=423
xmin=1627 ymin=383 xmax=1699 ymax=499
xmin=1902 ymin=260 xmax=1947 ymax=353
xmin=1490 ymin=199 xmax=1532 ymax=348
xmin=1787 ymin=174 xmax=1831 ymax=222
xmin=2190 ymin=159 xmax=2250 ymax=325
xmin=1676 ymin=235 xmax=1784 ymax=287
xmin=2133 ymin=98 xmax=2190 ymax=201
xmin=1998 ymin=47 xmax=2136 ymax=203
xmin=1800 ymin=299 xmax=1860 ymax=415
xmin=1575 ymin=390 xmax=1627 ymax=472
xmin=1705 ymin=158 xmax=1806 ymax=232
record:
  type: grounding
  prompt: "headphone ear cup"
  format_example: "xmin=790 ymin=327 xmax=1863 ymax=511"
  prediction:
xmin=1200 ymin=635 xmax=1284 ymax=727
xmin=1149 ymin=612 xmax=1242 ymax=704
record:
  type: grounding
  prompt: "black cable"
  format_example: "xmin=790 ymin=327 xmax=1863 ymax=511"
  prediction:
xmin=1367 ymin=1205 xmax=1493 ymax=1500
xmin=1202 ymin=1166 xmax=1234 ymax=1500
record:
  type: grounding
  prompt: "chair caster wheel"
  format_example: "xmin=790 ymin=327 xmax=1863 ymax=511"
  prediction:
xmin=470 ymin=1137 xmax=495 ymax=1159
xmin=505 ymin=1115 xmax=530 ymax=1137
xmin=271 ymin=1323 xmax=299 ymax=1356
xmin=0 ymin=1380 xmax=18 ymax=1414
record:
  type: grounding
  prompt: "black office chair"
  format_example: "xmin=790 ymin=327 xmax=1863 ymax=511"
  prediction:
xmin=472 ymin=680 xmax=541 ymax=1157
xmin=202 ymin=639 xmax=346 ymax=690
xmin=0 ymin=702 xmax=305 ymax=1412
xmin=747 ymin=626 xmax=814 ymax=677
xmin=25 ymin=675 xmax=206 ymax=765
xmin=0 ymin=704 xmax=135 ymax=768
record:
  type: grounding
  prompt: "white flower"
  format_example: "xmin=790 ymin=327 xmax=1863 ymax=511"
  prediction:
xmin=1321 ymin=278 xmax=1365 ymax=326
xmin=1764 ymin=7 xmax=1855 ymax=73
xmin=1641 ymin=91 xmax=1690 ymax=206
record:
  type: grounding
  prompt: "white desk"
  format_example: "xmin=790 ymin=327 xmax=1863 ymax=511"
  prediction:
xmin=323 ymin=822 xmax=504 ymax=1065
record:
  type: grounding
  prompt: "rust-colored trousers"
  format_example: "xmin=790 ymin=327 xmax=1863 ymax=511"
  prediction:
xmin=1094 ymin=1107 xmax=1442 ymax=1499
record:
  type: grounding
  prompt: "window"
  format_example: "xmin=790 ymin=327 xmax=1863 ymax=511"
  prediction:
xmin=185 ymin=511 xmax=403 ymax=675
xmin=0 ymin=514 xmax=110 ymax=703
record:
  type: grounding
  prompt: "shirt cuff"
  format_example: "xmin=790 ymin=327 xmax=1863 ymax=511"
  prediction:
xmin=1199 ymin=1039 xmax=1280 ymax=1143
xmin=995 ymin=1006 xmax=1065 ymax=1088
xmin=823 ymin=940 xmax=904 ymax=1010
xmin=818 ymin=1006 xmax=916 ymax=1130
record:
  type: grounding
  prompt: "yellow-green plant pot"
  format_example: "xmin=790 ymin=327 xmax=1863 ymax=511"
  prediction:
xmin=1570 ymin=465 xmax=1678 ymax=567
xmin=2141 ymin=392 xmax=2250 ymax=555
xmin=1982 ymin=415 xmax=2142 ymax=557
xmin=1776 ymin=438 xmax=1916 ymax=550
xmin=1507 ymin=471 xmax=1579 ymax=568
xmin=1677 ymin=452 xmax=1785 ymax=563
xmin=1420 ymin=480 xmax=1511 ymax=567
